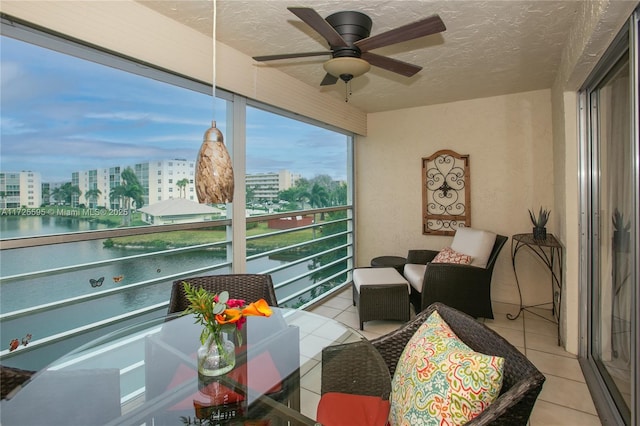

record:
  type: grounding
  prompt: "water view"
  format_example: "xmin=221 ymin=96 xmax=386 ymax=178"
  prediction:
xmin=0 ymin=216 xmax=325 ymax=358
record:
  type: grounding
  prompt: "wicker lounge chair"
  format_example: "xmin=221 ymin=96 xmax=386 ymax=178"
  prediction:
xmin=319 ymin=302 xmax=545 ymax=425
xmin=405 ymin=234 xmax=508 ymax=318
xmin=168 ymin=274 xmax=279 ymax=314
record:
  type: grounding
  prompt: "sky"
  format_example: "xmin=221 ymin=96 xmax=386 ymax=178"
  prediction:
xmin=0 ymin=35 xmax=348 ymax=183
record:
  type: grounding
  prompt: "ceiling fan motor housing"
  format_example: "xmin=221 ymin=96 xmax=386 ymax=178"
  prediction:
xmin=325 ymin=11 xmax=372 ymax=52
xmin=323 ymin=11 xmax=372 ymax=82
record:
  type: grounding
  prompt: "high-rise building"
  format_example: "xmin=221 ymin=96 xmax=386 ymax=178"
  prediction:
xmin=72 ymin=159 xmax=196 ymax=209
xmin=1 ymin=163 xmax=300 ymax=209
xmin=246 ymin=170 xmax=301 ymax=203
xmin=0 ymin=171 xmax=42 ymax=209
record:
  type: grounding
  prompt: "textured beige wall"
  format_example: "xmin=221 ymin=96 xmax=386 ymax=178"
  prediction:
xmin=357 ymin=89 xmax=555 ymax=306
xmin=549 ymin=0 xmax=637 ymax=354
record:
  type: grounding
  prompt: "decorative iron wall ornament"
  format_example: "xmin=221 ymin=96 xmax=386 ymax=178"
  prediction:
xmin=422 ymin=150 xmax=470 ymax=235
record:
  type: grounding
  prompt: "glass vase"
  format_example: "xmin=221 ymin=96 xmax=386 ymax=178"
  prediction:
xmin=197 ymin=330 xmax=236 ymax=377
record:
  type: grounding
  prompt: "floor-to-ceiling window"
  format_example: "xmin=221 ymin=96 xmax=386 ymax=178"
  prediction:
xmin=0 ymin=15 xmax=355 ymax=371
xmin=242 ymin=104 xmax=353 ymax=307
xmin=580 ymin=10 xmax=638 ymax=425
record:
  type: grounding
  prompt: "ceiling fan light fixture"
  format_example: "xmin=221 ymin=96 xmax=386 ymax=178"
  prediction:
xmin=323 ymin=57 xmax=370 ymax=81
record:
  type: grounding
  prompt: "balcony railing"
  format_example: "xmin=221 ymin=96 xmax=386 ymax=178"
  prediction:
xmin=0 ymin=207 xmax=354 ymax=370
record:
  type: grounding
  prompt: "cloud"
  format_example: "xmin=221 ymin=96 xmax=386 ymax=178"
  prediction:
xmin=1 ymin=34 xmax=348 ymax=183
xmin=0 ymin=117 xmax=37 ymax=135
xmin=84 ymin=111 xmax=205 ymax=127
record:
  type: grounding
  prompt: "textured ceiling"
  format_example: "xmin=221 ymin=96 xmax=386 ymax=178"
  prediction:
xmin=138 ymin=0 xmax=580 ymax=113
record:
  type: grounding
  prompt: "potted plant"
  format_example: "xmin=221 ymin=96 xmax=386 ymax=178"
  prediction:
xmin=612 ymin=208 xmax=630 ymax=252
xmin=528 ymin=207 xmax=550 ymax=240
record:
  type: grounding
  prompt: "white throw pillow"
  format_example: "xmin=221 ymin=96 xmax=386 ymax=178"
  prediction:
xmin=451 ymin=228 xmax=497 ymax=268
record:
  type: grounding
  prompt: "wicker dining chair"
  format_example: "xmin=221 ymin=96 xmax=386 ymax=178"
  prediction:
xmin=167 ymin=274 xmax=279 ymax=315
xmin=162 ymin=274 xmax=296 ymax=422
xmin=319 ymin=302 xmax=545 ymax=425
xmin=0 ymin=366 xmax=35 ymax=400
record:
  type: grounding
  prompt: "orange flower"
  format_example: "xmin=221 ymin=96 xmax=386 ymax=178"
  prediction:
xmin=242 ymin=298 xmax=272 ymax=317
xmin=215 ymin=308 xmax=243 ymax=324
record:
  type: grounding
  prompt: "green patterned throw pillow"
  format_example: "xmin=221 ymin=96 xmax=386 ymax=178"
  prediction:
xmin=388 ymin=310 xmax=504 ymax=426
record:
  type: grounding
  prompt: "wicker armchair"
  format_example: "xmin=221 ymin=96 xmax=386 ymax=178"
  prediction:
xmin=1 ymin=366 xmax=34 ymax=400
xmin=319 ymin=303 xmax=545 ymax=425
xmin=405 ymin=234 xmax=507 ymax=318
xmin=168 ymin=274 xmax=278 ymax=315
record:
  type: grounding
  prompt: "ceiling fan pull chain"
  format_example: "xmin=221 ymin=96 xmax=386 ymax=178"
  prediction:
xmin=345 ymin=80 xmax=353 ymax=102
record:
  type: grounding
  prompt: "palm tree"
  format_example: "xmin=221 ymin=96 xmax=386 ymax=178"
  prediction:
xmin=176 ymin=178 xmax=190 ymax=198
xmin=246 ymin=186 xmax=256 ymax=205
xmin=50 ymin=187 xmax=62 ymax=205
xmin=293 ymin=178 xmax=311 ymax=209
xmin=84 ymin=188 xmax=102 ymax=208
xmin=40 ymin=187 xmax=50 ymax=206
xmin=305 ymin=182 xmax=329 ymax=237
xmin=109 ymin=184 xmax=127 ymax=208
xmin=51 ymin=182 xmax=81 ymax=206
xmin=109 ymin=167 xmax=145 ymax=226
xmin=308 ymin=183 xmax=329 ymax=209
xmin=330 ymin=182 xmax=347 ymax=206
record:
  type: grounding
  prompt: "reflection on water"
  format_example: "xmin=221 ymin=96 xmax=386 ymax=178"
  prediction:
xmin=0 ymin=215 xmax=111 ymax=239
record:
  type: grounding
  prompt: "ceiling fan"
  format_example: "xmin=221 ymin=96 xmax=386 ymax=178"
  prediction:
xmin=252 ymin=7 xmax=446 ymax=86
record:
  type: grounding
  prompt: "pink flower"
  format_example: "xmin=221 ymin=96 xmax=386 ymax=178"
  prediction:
xmin=235 ymin=316 xmax=247 ymax=330
xmin=227 ymin=298 xmax=245 ymax=308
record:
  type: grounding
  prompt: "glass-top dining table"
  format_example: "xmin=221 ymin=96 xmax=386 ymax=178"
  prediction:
xmin=1 ymin=307 xmax=389 ymax=425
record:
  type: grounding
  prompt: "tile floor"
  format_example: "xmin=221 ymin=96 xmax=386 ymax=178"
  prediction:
xmin=307 ymin=287 xmax=602 ymax=426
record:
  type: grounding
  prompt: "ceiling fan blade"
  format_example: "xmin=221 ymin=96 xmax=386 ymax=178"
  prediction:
xmin=253 ymin=51 xmax=330 ymax=62
xmin=288 ymin=7 xmax=348 ymax=48
xmin=320 ymin=73 xmax=339 ymax=86
xmin=355 ymin=14 xmax=446 ymax=52
xmin=361 ymin=52 xmax=422 ymax=77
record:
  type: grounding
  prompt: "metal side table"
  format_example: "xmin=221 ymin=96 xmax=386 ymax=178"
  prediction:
xmin=508 ymin=233 xmax=563 ymax=345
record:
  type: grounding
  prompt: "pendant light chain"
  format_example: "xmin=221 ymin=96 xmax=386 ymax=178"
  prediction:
xmin=194 ymin=0 xmax=234 ymax=204
xmin=212 ymin=0 xmax=217 ymax=115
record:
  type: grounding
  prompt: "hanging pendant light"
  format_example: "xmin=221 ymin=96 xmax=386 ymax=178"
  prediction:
xmin=195 ymin=0 xmax=234 ymax=204
xmin=195 ymin=120 xmax=234 ymax=203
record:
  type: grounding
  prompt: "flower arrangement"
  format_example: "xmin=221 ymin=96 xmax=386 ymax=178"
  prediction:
xmin=182 ymin=282 xmax=272 ymax=346
xmin=182 ymin=282 xmax=273 ymax=376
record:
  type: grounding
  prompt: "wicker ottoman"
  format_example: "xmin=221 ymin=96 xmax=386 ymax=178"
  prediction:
xmin=352 ymin=267 xmax=411 ymax=330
